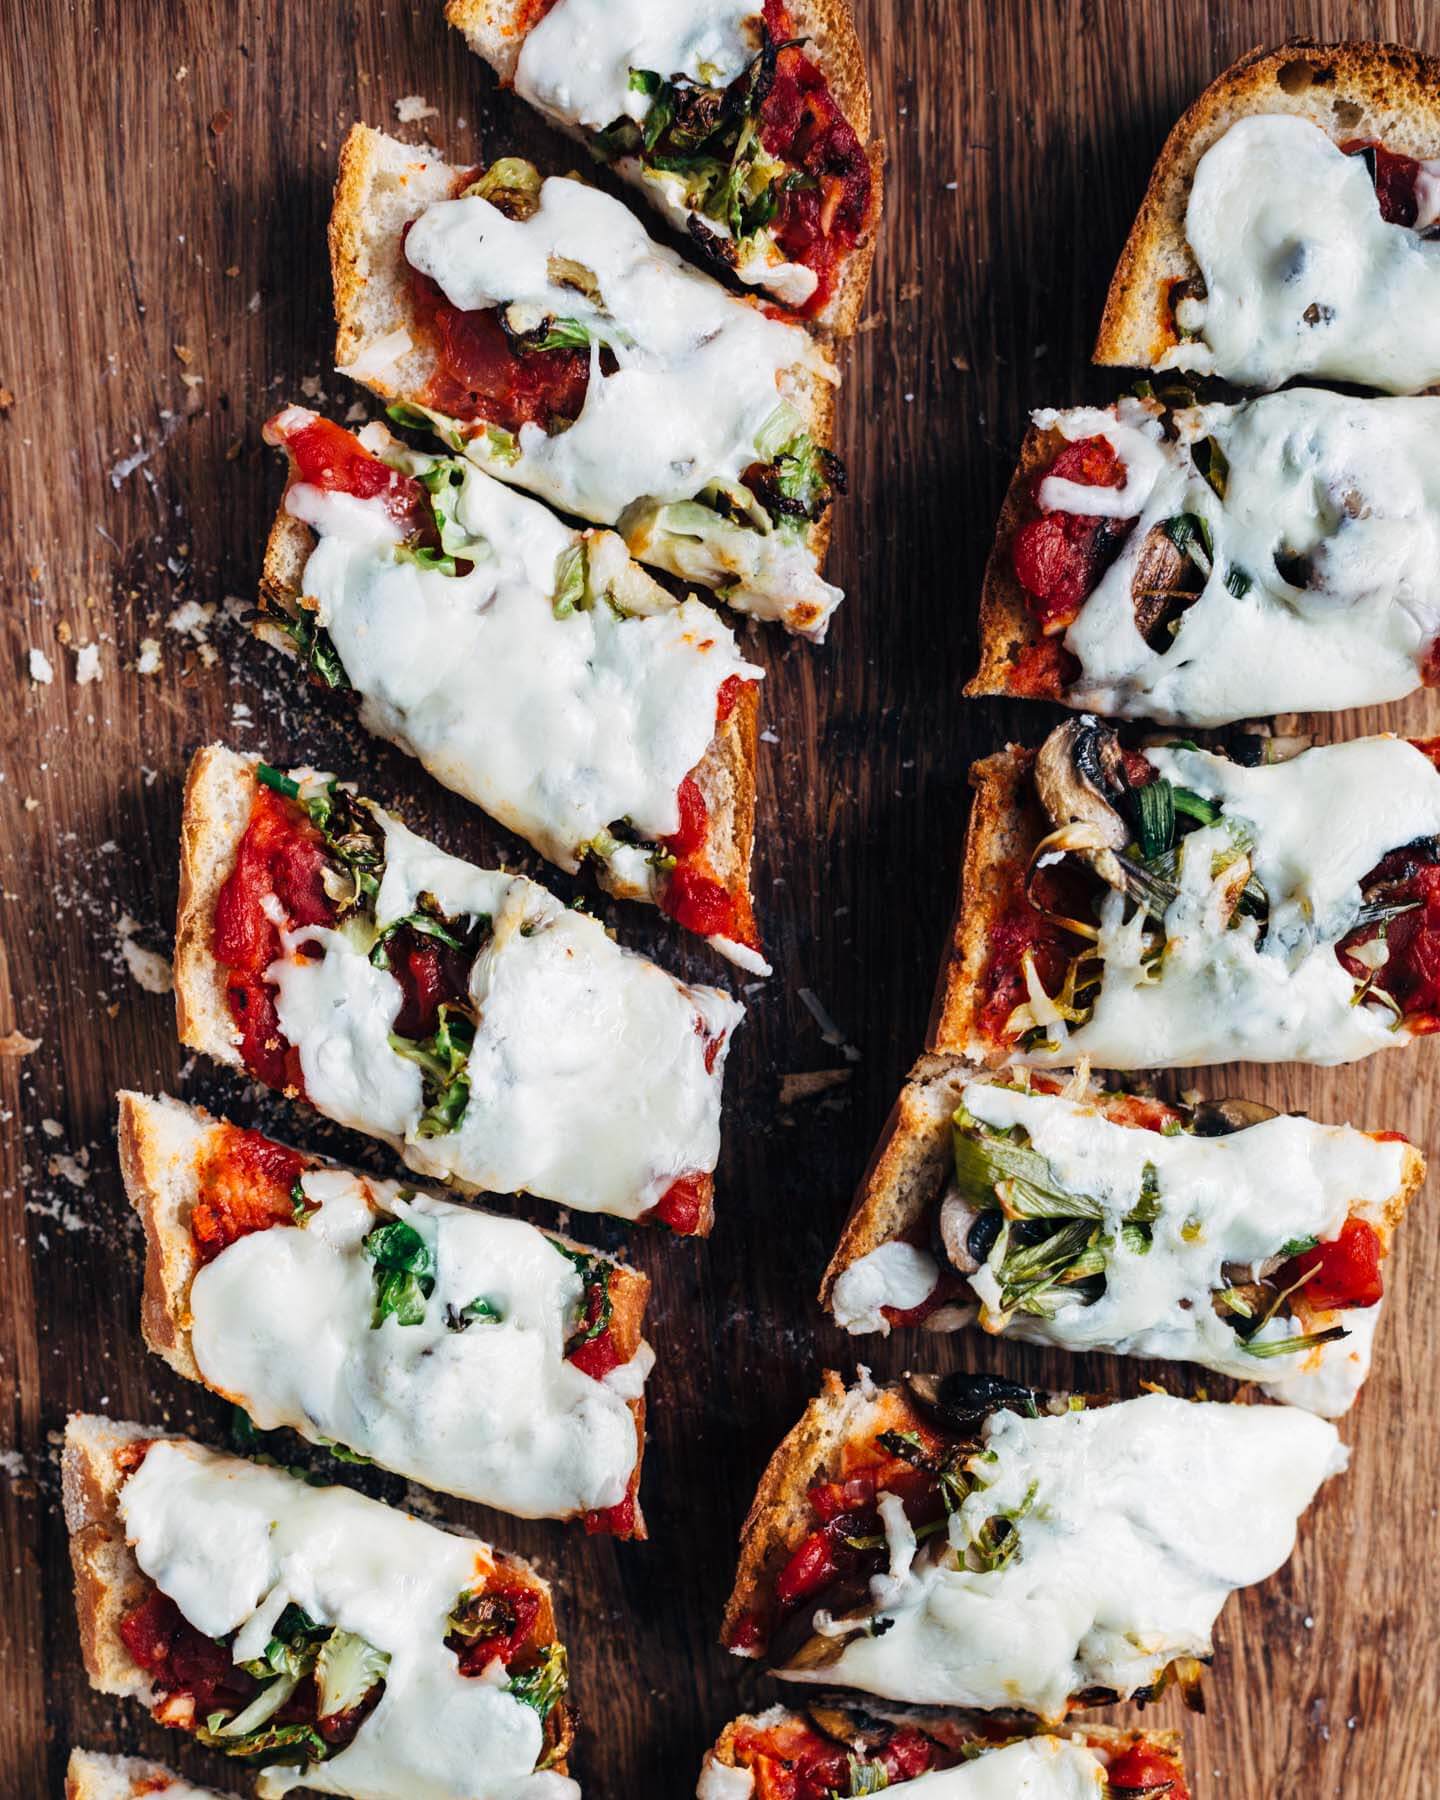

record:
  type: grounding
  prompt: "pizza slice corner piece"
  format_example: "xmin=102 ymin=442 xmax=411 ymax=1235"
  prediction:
xmin=698 ymin=1705 xmax=1190 ymax=1799
xmin=822 ymin=1058 xmax=1423 ymax=1416
xmin=173 ymin=743 xmax=739 ymax=1234
xmin=444 ymin=0 xmax=883 ymax=333
xmin=936 ymin=718 xmax=1440 ymax=1070
xmin=61 ymin=1415 xmax=578 ymax=1799
xmin=329 ymin=123 xmax=845 ymax=638
xmin=117 ymin=1089 xmax=651 ymax=1537
xmin=719 ymin=1372 xmax=1344 ymax=1721
xmin=967 ymin=389 xmax=1440 ymax=723
xmin=66 ymin=1749 xmax=237 ymax=1800
xmin=259 ymin=403 xmax=768 ymax=972
xmin=1093 ymin=40 xmax=1440 ymax=393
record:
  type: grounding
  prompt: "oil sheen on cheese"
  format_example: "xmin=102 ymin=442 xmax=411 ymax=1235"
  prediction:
xmin=188 ymin=1158 xmax=646 ymax=1517
xmin=777 ymin=1392 xmax=1346 ymax=1719
xmin=118 ymin=1440 xmax=580 ymax=1800
xmin=1160 ymin=114 xmax=1440 ymax=392
xmin=266 ymin=809 xmax=742 ymax=1218
xmin=1016 ymin=737 xmax=1440 ymax=1070
xmin=401 ymin=175 xmax=840 ymax=627
xmin=1040 ymin=392 xmax=1440 ymax=723
xmin=283 ymin=439 xmax=762 ymax=869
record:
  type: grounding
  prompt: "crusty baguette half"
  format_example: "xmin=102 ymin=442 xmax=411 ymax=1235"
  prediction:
xmin=62 ymin=1414 xmax=564 ymax=1750
xmin=328 ymin=123 xmax=839 ymax=582
xmin=443 ymin=0 xmax=882 ymax=337
xmin=963 ymin=421 xmax=1073 ymax=703
xmin=117 ymin=1088 xmax=651 ymax=1534
xmin=259 ymin=422 xmax=761 ymax=942
xmin=821 ymin=1060 xmax=1427 ymax=1314
xmin=66 ymin=1749 xmax=235 ymax=1800
xmin=701 ymin=1705 xmax=1187 ymax=1783
xmin=172 ymin=745 xmax=255 ymax=1076
xmin=1095 ymin=39 xmax=1440 ymax=370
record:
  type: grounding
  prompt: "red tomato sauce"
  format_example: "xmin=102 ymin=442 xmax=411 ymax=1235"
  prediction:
xmin=1011 ymin=435 xmax=1135 ymax=636
xmin=643 ymin=1170 xmax=712 ymax=1236
xmin=190 ymin=1123 xmax=308 ymax=1262
xmin=731 ymin=1712 xmax=946 ymax=1799
xmin=655 ymin=681 xmax=763 ymax=956
xmin=1286 ymin=1217 xmax=1384 ymax=1312
xmin=120 ymin=1590 xmax=257 ymax=1716
xmin=447 ymin=1575 xmax=542 ymax=1675
xmin=582 ymin=1489 xmax=638 ymax=1538
xmin=1340 ymin=137 xmax=1426 ymax=228
xmin=265 ymin=409 xmax=428 ymax=529
xmin=1105 ymin=1741 xmax=1191 ymax=1799
xmin=758 ymin=1 xmax=875 ymax=318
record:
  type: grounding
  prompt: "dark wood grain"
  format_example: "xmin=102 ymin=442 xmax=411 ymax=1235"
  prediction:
xmin=2 ymin=1 xmax=1437 ymax=1794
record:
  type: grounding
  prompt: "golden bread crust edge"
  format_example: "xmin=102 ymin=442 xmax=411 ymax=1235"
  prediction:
xmin=173 ymin=746 xmax=253 ymax=1068
xmin=964 ymin=425 xmax=1070 ymax=701
xmin=1094 ymin=39 xmax=1440 ymax=369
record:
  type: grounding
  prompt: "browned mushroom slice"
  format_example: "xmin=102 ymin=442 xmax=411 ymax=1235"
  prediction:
xmin=1130 ymin=523 xmax=1204 ymax=650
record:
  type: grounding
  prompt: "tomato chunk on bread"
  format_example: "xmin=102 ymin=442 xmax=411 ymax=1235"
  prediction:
xmin=173 ymin=744 xmax=742 ymax=1232
xmin=822 ymin=1061 xmax=1422 ymax=1416
xmin=445 ymin=0 xmax=882 ymax=333
xmin=698 ymin=1704 xmax=1191 ymax=1799
xmin=62 ymin=1415 xmax=577 ymax=1798
xmin=1095 ymin=41 xmax=1440 ymax=392
xmin=118 ymin=1090 xmax=651 ymax=1535
xmin=329 ymin=125 xmax=846 ymax=638
xmin=720 ymin=1372 xmax=1343 ymax=1721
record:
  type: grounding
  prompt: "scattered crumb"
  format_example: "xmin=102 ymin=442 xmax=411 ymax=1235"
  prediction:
xmin=40 ymin=1119 xmax=63 ymax=1139
xmin=395 ymin=94 xmax=439 ymax=124
xmin=27 ymin=649 xmax=53 ymax=685
xmin=0 ymin=387 xmax=13 ymax=413
xmin=0 ymin=1031 xmax=40 ymax=1057
xmin=300 ymin=373 xmax=324 ymax=400
xmin=779 ymin=1069 xmax=853 ymax=1106
xmin=73 ymin=643 xmax=102 ymax=685
xmin=136 ymin=637 xmax=163 ymax=675
xmin=173 ymin=343 xmax=194 ymax=365
xmin=797 ymin=987 xmax=862 ymax=1064
xmin=117 ymin=914 xmax=174 ymax=995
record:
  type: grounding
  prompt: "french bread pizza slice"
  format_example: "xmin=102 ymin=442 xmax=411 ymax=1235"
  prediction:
xmin=66 ymin=1750 xmax=235 ymax=1800
xmin=822 ymin=1061 xmax=1423 ymax=1415
xmin=698 ymin=1707 xmax=1190 ymax=1800
xmin=173 ymin=744 xmax=741 ymax=1233
xmin=935 ymin=718 xmax=1440 ymax=1069
xmin=446 ymin=0 xmax=882 ymax=331
xmin=1094 ymin=41 xmax=1440 ymax=393
xmin=330 ymin=125 xmax=845 ymax=638
xmin=62 ymin=1414 xmax=578 ymax=1798
xmin=967 ymin=388 xmax=1440 ymax=723
xmin=260 ymin=405 xmax=767 ymax=969
xmin=118 ymin=1090 xmax=651 ymax=1536
xmin=719 ymin=1372 xmax=1345 ymax=1720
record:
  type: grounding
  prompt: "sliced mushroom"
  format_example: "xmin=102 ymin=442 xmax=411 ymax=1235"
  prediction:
xmin=1035 ymin=717 xmax=1130 ymax=844
xmin=906 ymin=1369 xmax=1039 ymax=1433
xmin=936 ymin=1184 xmax=983 ymax=1274
xmin=1130 ymin=523 xmax=1203 ymax=651
xmin=1190 ymin=1097 xmax=1278 ymax=1137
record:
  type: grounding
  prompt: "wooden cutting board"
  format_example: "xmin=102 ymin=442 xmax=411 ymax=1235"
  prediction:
xmin=2 ymin=0 xmax=1436 ymax=1793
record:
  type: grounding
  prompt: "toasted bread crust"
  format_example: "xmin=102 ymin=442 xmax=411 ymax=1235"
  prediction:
xmin=66 ymin=1748 xmax=234 ymax=1800
xmin=261 ymin=430 xmax=762 ymax=942
xmin=173 ymin=744 xmax=255 ymax=1070
xmin=442 ymin=0 xmax=883 ymax=335
xmin=964 ymin=424 xmax=1071 ymax=702
xmin=1095 ymin=39 xmax=1440 ymax=370
xmin=327 ymin=123 xmax=839 ymax=600
xmin=117 ymin=1090 xmax=652 ymax=1535
xmin=62 ymin=1414 xmax=569 ymax=1772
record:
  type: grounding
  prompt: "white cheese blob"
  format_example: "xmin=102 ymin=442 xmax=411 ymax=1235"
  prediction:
xmin=513 ymin=0 xmax=820 ymax=307
xmin=698 ymin=1736 xmax=1108 ymax=1799
xmin=828 ymin=1240 xmax=942 ymax=1336
xmin=118 ymin=1440 xmax=579 ymax=1800
xmin=1161 ymin=114 xmax=1440 ymax=393
xmin=1051 ymin=391 xmax=1440 ymax=723
xmin=284 ymin=450 xmax=762 ymax=871
xmin=400 ymin=175 xmax=840 ymax=630
xmin=1019 ymin=736 xmax=1440 ymax=1069
xmin=777 ymin=1393 xmax=1345 ymax=1720
xmin=266 ymin=809 xmax=742 ymax=1219
xmin=951 ymin=1083 xmax=1405 ymax=1412
xmin=188 ymin=1166 xmax=645 ymax=1516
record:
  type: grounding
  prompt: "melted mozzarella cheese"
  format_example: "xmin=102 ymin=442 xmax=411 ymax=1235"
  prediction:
xmin=952 ymin=1083 xmax=1405 ymax=1413
xmin=266 ymin=808 xmax=742 ymax=1219
xmin=1160 ymin=114 xmax=1440 ymax=393
xmin=118 ymin=1440 xmax=579 ymax=1800
xmin=1050 ymin=392 xmax=1440 ymax=723
xmin=1017 ymin=737 xmax=1440 ymax=1069
xmin=778 ymin=1393 xmax=1345 ymax=1720
xmin=188 ymin=1166 xmax=645 ymax=1516
xmin=698 ymin=1737 xmax=1107 ymax=1799
xmin=828 ymin=1240 xmax=942 ymax=1336
xmin=513 ymin=0 xmax=819 ymax=306
xmin=285 ymin=455 xmax=762 ymax=872
xmin=400 ymin=175 xmax=840 ymax=630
